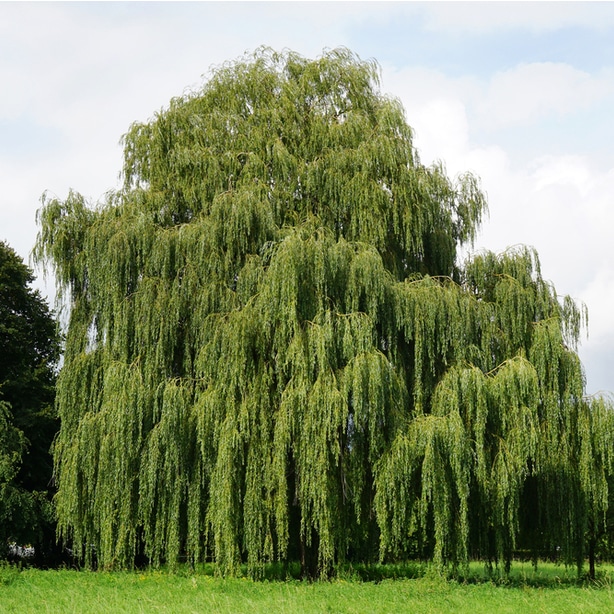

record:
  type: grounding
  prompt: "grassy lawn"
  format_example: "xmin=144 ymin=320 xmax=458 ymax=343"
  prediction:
xmin=1 ymin=562 xmax=614 ymax=613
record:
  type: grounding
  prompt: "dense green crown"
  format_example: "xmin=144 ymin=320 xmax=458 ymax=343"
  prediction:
xmin=0 ymin=241 xmax=60 ymax=556
xmin=34 ymin=48 xmax=609 ymax=577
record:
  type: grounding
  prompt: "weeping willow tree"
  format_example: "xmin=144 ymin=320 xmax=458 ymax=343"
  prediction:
xmin=34 ymin=47 xmax=613 ymax=577
xmin=376 ymin=248 xmax=614 ymax=577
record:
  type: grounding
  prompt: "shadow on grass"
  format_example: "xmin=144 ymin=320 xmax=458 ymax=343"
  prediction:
xmin=190 ymin=559 xmax=614 ymax=587
xmin=445 ymin=561 xmax=614 ymax=589
xmin=3 ymin=557 xmax=613 ymax=589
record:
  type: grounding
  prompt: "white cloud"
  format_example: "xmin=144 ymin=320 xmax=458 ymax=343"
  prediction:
xmin=580 ymin=269 xmax=614 ymax=343
xmin=531 ymin=154 xmax=594 ymax=196
xmin=419 ymin=2 xmax=614 ymax=34
xmin=408 ymin=99 xmax=469 ymax=168
xmin=477 ymin=63 xmax=614 ymax=129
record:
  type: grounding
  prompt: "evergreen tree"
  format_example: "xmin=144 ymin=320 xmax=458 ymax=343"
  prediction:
xmin=34 ymin=48 xmax=612 ymax=577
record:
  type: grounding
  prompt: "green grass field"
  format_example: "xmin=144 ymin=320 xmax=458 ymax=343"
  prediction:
xmin=2 ymin=562 xmax=614 ymax=613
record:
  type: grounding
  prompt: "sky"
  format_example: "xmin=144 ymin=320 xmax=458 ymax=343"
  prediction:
xmin=1 ymin=1 xmax=614 ymax=395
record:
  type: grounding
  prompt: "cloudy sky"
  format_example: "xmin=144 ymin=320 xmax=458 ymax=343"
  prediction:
xmin=2 ymin=1 xmax=614 ymax=394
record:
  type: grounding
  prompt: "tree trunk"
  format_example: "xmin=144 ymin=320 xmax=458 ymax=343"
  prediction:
xmin=300 ymin=528 xmax=320 ymax=580
xmin=588 ymin=536 xmax=596 ymax=580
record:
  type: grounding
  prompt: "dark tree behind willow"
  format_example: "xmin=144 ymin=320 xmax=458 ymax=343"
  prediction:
xmin=34 ymin=48 xmax=613 ymax=577
xmin=0 ymin=241 xmax=60 ymax=560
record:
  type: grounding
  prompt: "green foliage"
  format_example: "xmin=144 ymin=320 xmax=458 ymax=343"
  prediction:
xmin=34 ymin=47 xmax=613 ymax=577
xmin=0 ymin=241 xmax=60 ymax=556
xmin=3 ymin=564 xmax=614 ymax=613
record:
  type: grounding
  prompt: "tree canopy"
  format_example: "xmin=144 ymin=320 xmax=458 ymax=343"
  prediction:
xmin=0 ymin=241 xmax=60 ymax=558
xmin=34 ymin=48 xmax=614 ymax=577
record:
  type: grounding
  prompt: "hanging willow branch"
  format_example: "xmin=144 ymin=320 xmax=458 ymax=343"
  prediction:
xmin=34 ymin=47 xmax=612 ymax=577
